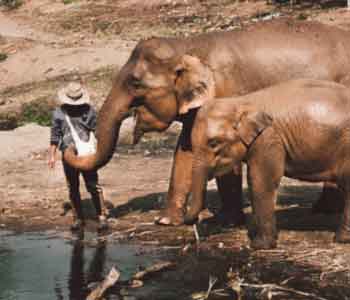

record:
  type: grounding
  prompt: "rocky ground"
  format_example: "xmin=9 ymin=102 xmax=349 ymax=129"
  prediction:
xmin=2 ymin=0 xmax=350 ymax=298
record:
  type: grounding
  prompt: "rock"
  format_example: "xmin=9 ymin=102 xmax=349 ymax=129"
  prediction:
xmin=0 ymin=103 xmax=23 ymax=129
xmin=118 ymin=116 xmax=137 ymax=145
xmin=123 ymin=296 xmax=137 ymax=300
xmin=129 ymin=279 xmax=143 ymax=288
xmin=44 ymin=67 xmax=54 ymax=74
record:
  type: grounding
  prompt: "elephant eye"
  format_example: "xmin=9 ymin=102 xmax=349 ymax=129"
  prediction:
xmin=129 ymin=97 xmax=144 ymax=108
xmin=175 ymin=68 xmax=185 ymax=77
xmin=208 ymin=138 xmax=220 ymax=149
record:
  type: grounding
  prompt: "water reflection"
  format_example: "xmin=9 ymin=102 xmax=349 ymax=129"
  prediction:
xmin=0 ymin=232 xmax=160 ymax=300
xmin=55 ymin=233 xmax=107 ymax=300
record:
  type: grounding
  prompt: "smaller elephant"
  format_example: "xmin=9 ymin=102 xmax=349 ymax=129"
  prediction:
xmin=186 ymin=79 xmax=350 ymax=249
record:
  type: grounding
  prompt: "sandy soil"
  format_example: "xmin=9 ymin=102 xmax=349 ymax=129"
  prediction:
xmin=2 ymin=0 xmax=350 ymax=296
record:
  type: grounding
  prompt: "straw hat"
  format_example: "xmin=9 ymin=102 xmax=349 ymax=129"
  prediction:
xmin=58 ymin=82 xmax=90 ymax=106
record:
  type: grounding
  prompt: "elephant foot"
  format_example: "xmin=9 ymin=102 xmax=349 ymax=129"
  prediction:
xmin=154 ymin=208 xmax=185 ymax=226
xmin=250 ymin=235 xmax=277 ymax=250
xmin=202 ymin=210 xmax=246 ymax=228
xmin=334 ymin=229 xmax=350 ymax=243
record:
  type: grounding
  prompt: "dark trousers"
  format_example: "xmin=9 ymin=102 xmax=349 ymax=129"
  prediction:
xmin=62 ymin=159 xmax=105 ymax=220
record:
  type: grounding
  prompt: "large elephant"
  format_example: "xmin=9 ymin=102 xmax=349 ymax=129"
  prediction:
xmin=64 ymin=19 xmax=350 ymax=226
xmin=186 ymin=79 xmax=350 ymax=249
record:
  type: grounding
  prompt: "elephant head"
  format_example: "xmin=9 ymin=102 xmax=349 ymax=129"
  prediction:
xmin=185 ymin=102 xmax=273 ymax=224
xmin=63 ymin=37 xmax=216 ymax=170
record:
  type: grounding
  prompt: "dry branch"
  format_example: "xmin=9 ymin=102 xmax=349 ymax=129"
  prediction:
xmin=86 ymin=266 xmax=120 ymax=300
xmin=193 ymin=224 xmax=201 ymax=250
xmin=132 ymin=261 xmax=175 ymax=280
xmin=289 ymin=249 xmax=331 ymax=261
xmin=240 ymin=283 xmax=328 ymax=300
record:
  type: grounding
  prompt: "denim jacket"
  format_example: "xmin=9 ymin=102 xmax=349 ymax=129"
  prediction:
xmin=50 ymin=104 xmax=97 ymax=152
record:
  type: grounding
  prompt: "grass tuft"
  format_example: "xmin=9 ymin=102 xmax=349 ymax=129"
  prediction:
xmin=0 ymin=0 xmax=23 ymax=9
xmin=20 ymin=97 xmax=55 ymax=127
xmin=62 ymin=0 xmax=77 ymax=4
xmin=0 ymin=53 xmax=8 ymax=62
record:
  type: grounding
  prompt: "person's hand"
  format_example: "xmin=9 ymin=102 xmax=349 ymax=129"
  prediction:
xmin=48 ymin=156 xmax=56 ymax=169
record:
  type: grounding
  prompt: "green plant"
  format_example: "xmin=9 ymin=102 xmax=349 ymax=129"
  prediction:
xmin=297 ymin=13 xmax=308 ymax=20
xmin=20 ymin=98 xmax=54 ymax=126
xmin=0 ymin=0 xmax=23 ymax=9
xmin=0 ymin=53 xmax=8 ymax=62
xmin=93 ymin=20 xmax=111 ymax=33
xmin=62 ymin=0 xmax=76 ymax=4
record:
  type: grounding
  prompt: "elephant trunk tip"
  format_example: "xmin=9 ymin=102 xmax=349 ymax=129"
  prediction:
xmin=63 ymin=147 xmax=98 ymax=171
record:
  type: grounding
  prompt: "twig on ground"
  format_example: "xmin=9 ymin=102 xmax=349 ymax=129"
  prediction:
xmin=86 ymin=266 xmax=120 ymax=300
xmin=255 ymin=249 xmax=286 ymax=253
xmin=95 ymin=231 xmax=124 ymax=242
xmin=192 ymin=288 xmax=229 ymax=300
xmin=227 ymin=269 xmax=243 ymax=300
xmin=290 ymin=249 xmax=331 ymax=261
xmin=95 ymin=227 xmax=137 ymax=242
xmin=156 ymin=245 xmax=183 ymax=250
xmin=137 ymin=222 xmax=155 ymax=226
xmin=134 ymin=230 xmax=155 ymax=237
xmin=280 ymin=276 xmax=295 ymax=285
xmin=182 ymin=243 xmax=192 ymax=253
xmin=205 ymin=275 xmax=218 ymax=299
xmin=240 ymin=283 xmax=328 ymax=300
xmin=140 ymin=240 xmax=160 ymax=245
xmin=132 ymin=261 xmax=175 ymax=280
xmin=193 ymin=224 xmax=200 ymax=247
xmin=320 ymin=268 xmax=350 ymax=281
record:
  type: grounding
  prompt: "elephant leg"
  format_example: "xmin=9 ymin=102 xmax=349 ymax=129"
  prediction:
xmin=312 ymin=182 xmax=344 ymax=214
xmin=247 ymin=138 xmax=284 ymax=250
xmin=248 ymin=159 xmax=282 ymax=250
xmin=203 ymin=164 xmax=245 ymax=227
xmin=248 ymin=175 xmax=279 ymax=250
xmin=334 ymin=184 xmax=350 ymax=243
xmin=155 ymin=118 xmax=194 ymax=226
xmin=313 ymin=75 xmax=350 ymax=215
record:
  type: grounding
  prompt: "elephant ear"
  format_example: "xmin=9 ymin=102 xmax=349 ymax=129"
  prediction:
xmin=174 ymin=55 xmax=215 ymax=114
xmin=236 ymin=110 xmax=273 ymax=147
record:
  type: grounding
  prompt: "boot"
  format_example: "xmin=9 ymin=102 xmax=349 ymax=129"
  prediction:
xmin=70 ymin=196 xmax=85 ymax=232
xmin=92 ymin=189 xmax=109 ymax=232
xmin=70 ymin=218 xmax=85 ymax=232
xmin=97 ymin=215 xmax=109 ymax=232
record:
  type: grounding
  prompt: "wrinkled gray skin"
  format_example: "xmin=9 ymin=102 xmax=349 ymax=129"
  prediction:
xmin=187 ymin=79 xmax=350 ymax=249
xmin=64 ymin=19 xmax=350 ymax=226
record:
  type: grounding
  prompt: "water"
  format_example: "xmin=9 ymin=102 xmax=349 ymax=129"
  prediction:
xmin=0 ymin=231 xmax=162 ymax=300
xmin=1 ymin=230 xmax=348 ymax=300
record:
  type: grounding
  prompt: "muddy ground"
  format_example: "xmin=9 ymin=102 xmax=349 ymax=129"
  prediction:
xmin=2 ymin=0 xmax=350 ymax=299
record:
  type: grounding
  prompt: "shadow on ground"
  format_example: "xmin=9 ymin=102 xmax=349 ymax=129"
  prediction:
xmin=108 ymin=183 xmax=341 ymax=233
xmin=273 ymin=0 xmax=347 ymax=10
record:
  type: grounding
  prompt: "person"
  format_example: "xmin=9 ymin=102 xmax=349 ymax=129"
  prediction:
xmin=48 ymin=81 xmax=108 ymax=232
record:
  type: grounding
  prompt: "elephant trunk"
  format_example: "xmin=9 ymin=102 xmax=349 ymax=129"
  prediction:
xmin=63 ymin=83 xmax=133 ymax=171
xmin=184 ymin=153 xmax=208 ymax=224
